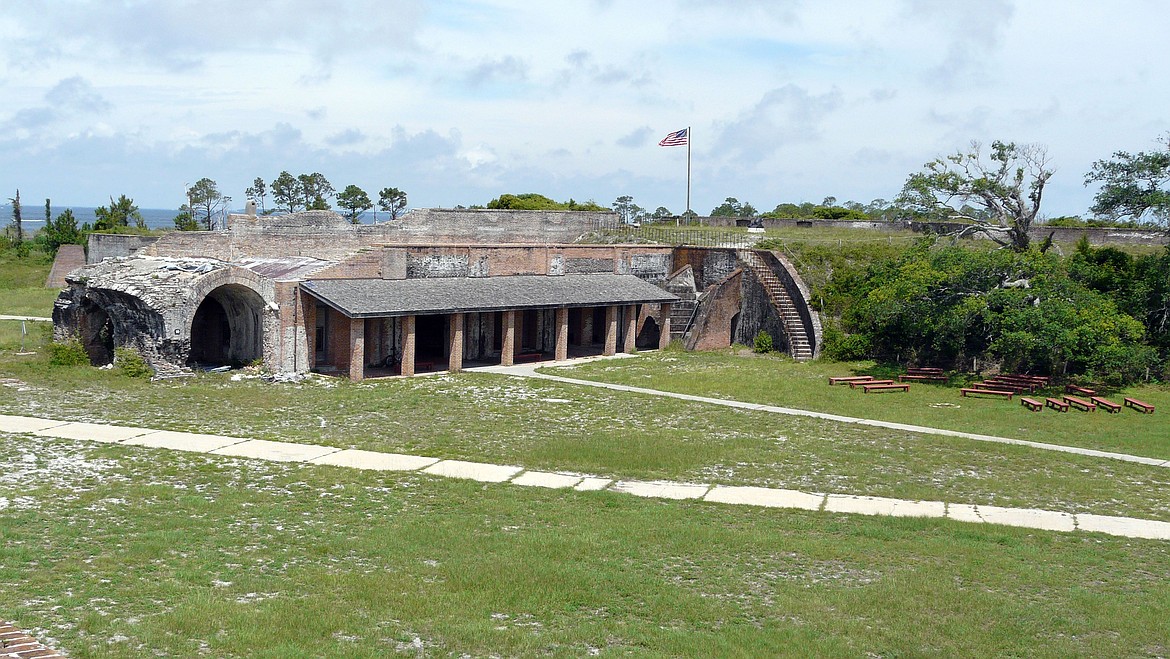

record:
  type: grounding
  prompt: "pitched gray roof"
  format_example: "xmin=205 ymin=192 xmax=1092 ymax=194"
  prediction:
xmin=302 ymin=274 xmax=678 ymax=318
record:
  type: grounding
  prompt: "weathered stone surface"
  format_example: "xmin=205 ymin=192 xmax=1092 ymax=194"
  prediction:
xmin=209 ymin=439 xmax=339 ymax=463
xmin=309 ymin=449 xmax=439 ymax=471
xmin=422 ymin=460 xmax=523 ymax=483
xmin=609 ymin=480 xmax=709 ymax=500
xmin=511 ymin=471 xmax=583 ymax=488
xmin=32 ymin=421 xmax=150 ymax=444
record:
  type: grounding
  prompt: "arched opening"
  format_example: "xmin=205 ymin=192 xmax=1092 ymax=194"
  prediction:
xmin=729 ymin=312 xmax=741 ymax=346
xmin=189 ymin=284 xmax=266 ymax=367
xmin=636 ymin=316 xmax=660 ymax=350
xmin=79 ymin=299 xmax=114 ymax=365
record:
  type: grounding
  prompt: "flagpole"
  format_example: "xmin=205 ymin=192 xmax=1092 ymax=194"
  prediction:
xmin=686 ymin=126 xmax=692 ymax=223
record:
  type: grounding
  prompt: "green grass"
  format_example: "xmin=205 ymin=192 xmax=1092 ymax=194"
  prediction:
xmin=0 ymin=247 xmax=59 ymax=317
xmin=543 ymin=350 xmax=1170 ymax=461
xmin=4 ymin=346 xmax=1170 ymax=523
xmin=4 ymin=432 xmax=1170 ymax=657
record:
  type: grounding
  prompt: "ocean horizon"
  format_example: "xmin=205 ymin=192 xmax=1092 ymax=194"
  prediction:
xmin=0 ymin=204 xmax=379 ymax=230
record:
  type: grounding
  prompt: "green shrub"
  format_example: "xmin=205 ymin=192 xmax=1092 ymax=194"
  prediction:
xmin=47 ymin=339 xmax=89 ymax=366
xmin=753 ymin=330 xmax=773 ymax=354
xmin=114 ymin=347 xmax=153 ymax=378
xmin=821 ymin=323 xmax=871 ymax=361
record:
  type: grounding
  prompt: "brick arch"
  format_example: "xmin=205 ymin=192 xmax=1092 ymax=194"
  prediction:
xmin=182 ymin=268 xmax=278 ymax=368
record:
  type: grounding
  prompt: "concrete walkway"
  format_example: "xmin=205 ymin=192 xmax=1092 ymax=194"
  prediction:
xmin=474 ymin=360 xmax=1170 ymax=469
xmin=0 ymin=315 xmax=52 ymax=322
xmin=3 ymin=413 xmax=1169 ymax=541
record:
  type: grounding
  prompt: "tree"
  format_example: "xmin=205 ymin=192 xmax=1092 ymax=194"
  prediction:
xmin=8 ymin=190 xmax=22 ymax=246
xmin=245 ymin=177 xmax=268 ymax=213
xmin=93 ymin=195 xmax=145 ymax=231
xmin=612 ymin=195 xmax=646 ymax=224
xmin=187 ymin=178 xmax=230 ymax=230
xmin=652 ymin=206 xmax=673 ymax=219
xmin=1085 ymin=133 xmax=1170 ymax=225
xmin=298 ymin=172 xmax=334 ymax=210
xmin=710 ymin=197 xmax=757 ymax=217
xmin=42 ymin=208 xmax=81 ymax=253
xmin=172 ymin=205 xmax=200 ymax=231
xmin=378 ymin=187 xmax=408 ymax=221
xmin=899 ymin=140 xmax=1053 ymax=252
xmin=271 ymin=171 xmax=302 ymax=213
xmin=336 ymin=185 xmax=373 ymax=224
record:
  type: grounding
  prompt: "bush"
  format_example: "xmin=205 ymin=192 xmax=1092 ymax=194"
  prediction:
xmin=753 ymin=330 xmax=774 ymax=354
xmin=47 ymin=339 xmax=89 ymax=366
xmin=822 ymin=323 xmax=871 ymax=361
xmin=114 ymin=347 xmax=153 ymax=378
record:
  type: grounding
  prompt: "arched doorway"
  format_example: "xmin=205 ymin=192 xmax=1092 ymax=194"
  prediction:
xmin=189 ymin=284 xmax=266 ymax=367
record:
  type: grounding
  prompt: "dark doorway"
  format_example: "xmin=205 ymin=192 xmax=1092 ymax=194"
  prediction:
xmin=416 ymin=314 xmax=447 ymax=363
xmin=190 ymin=297 xmax=230 ymax=364
xmin=636 ymin=317 xmax=660 ymax=350
xmin=79 ymin=301 xmax=114 ymax=366
xmin=521 ymin=310 xmax=539 ymax=351
xmin=591 ymin=307 xmax=606 ymax=344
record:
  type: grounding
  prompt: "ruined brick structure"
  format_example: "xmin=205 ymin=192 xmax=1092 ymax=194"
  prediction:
xmin=55 ymin=209 xmax=820 ymax=379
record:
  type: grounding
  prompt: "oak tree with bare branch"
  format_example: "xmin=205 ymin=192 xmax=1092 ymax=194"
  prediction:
xmin=899 ymin=140 xmax=1053 ymax=252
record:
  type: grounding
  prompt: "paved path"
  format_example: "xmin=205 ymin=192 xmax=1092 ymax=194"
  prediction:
xmin=475 ymin=361 xmax=1170 ymax=469
xmin=0 ymin=315 xmax=51 ymax=322
xmin=3 ymin=413 xmax=1169 ymax=541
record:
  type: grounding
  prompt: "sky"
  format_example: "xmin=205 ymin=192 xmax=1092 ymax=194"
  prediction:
xmin=1 ymin=0 xmax=1168 ymax=217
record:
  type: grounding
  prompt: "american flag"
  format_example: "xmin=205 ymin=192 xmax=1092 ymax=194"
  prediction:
xmin=658 ymin=128 xmax=688 ymax=147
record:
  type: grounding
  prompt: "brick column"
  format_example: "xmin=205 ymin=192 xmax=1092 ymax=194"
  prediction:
xmin=500 ymin=310 xmax=516 ymax=366
xmin=349 ymin=317 xmax=365 ymax=381
xmin=448 ymin=313 xmax=464 ymax=373
xmin=400 ymin=315 xmax=416 ymax=376
xmin=555 ymin=307 xmax=569 ymax=361
xmin=603 ymin=305 xmax=618 ymax=356
xmin=623 ymin=304 xmax=637 ymax=353
xmin=658 ymin=303 xmax=672 ymax=350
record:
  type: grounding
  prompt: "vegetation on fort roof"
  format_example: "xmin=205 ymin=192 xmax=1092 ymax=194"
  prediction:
xmin=485 ymin=192 xmax=606 ymax=211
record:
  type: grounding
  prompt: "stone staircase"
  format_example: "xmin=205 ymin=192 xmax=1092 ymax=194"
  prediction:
xmin=668 ymin=297 xmax=699 ymax=343
xmin=737 ymin=250 xmax=814 ymax=360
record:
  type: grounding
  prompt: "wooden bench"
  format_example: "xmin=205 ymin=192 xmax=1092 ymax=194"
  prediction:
xmin=1045 ymin=397 xmax=1069 ymax=412
xmin=898 ymin=374 xmax=947 ymax=382
xmin=1124 ymin=397 xmax=1156 ymax=414
xmin=851 ymin=379 xmax=894 ymax=389
xmin=513 ymin=352 xmax=544 ymax=363
xmin=1006 ymin=373 xmax=1050 ymax=385
xmin=829 ymin=376 xmax=874 ymax=385
xmin=1067 ymin=384 xmax=1097 ymax=397
xmin=1020 ymin=397 xmax=1043 ymax=412
xmin=1091 ymin=396 xmax=1122 ymax=414
xmin=907 ymin=367 xmax=944 ymax=375
xmin=1063 ymin=395 xmax=1097 ymax=412
xmin=978 ymin=380 xmax=1028 ymax=393
xmin=863 ymin=383 xmax=910 ymax=393
xmin=961 ymin=388 xmax=1014 ymax=400
xmin=986 ymin=378 xmax=1038 ymax=392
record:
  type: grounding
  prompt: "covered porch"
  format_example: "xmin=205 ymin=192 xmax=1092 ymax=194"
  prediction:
xmin=301 ymin=274 xmax=678 ymax=380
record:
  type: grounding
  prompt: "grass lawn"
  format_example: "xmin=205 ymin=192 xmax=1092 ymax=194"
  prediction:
xmin=4 ymin=432 xmax=1170 ymax=658
xmin=543 ymin=350 xmax=1170 ymax=461
xmin=4 ymin=341 xmax=1170 ymax=523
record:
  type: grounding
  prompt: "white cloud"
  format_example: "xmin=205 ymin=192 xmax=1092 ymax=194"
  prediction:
xmin=0 ymin=0 xmax=1166 ymax=217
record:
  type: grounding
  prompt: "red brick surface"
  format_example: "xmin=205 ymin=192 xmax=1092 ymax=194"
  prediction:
xmin=0 ymin=622 xmax=65 ymax=658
